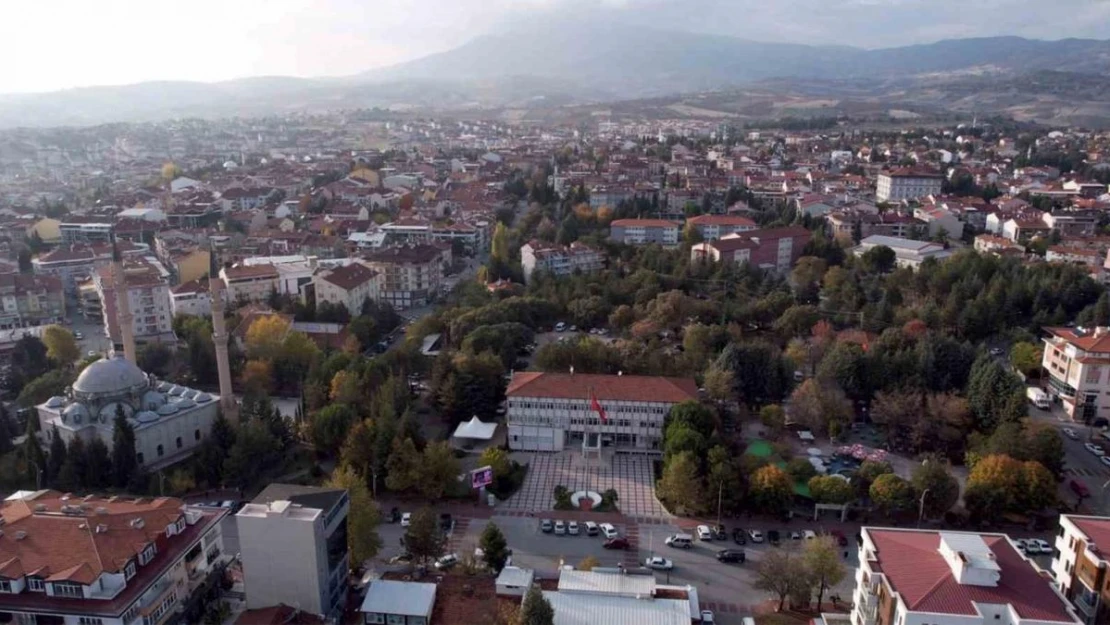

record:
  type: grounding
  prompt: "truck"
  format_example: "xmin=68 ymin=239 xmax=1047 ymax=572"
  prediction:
xmin=1026 ymin=387 xmax=1050 ymax=410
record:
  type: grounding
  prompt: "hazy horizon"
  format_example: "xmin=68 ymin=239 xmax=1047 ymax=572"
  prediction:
xmin=2 ymin=0 xmax=1108 ymax=95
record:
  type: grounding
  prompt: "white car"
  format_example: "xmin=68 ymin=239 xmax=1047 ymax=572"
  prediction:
xmin=555 ymin=520 xmax=566 ymax=535
xmin=584 ymin=521 xmax=599 ymax=536
xmin=401 ymin=512 xmax=411 ymax=527
xmin=599 ymin=523 xmax=619 ymax=539
xmin=568 ymin=521 xmax=580 ymax=536
xmin=1063 ymin=428 xmax=1079 ymax=440
xmin=803 ymin=530 xmax=817 ymax=540
xmin=696 ymin=525 xmax=714 ymax=540
xmin=434 ymin=554 xmax=458 ymax=570
xmin=1028 ymin=538 xmax=1052 ymax=555
xmin=1100 ymin=456 xmax=1110 ymax=468
xmin=644 ymin=556 xmax=674 ymax=571
xmin=1085 ymin=442 xmax=1106 ymax=456
xmin=747 ymin=529 xmax=764 ymax=543
xmin=1013 ymin=538 xmax=1031 ymax=553
xmin=701 ymin=610 xmax=715 ymax=624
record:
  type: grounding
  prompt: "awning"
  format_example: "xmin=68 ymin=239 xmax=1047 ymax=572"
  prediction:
xmin=452 ymin=416 xmax=497 ymax=440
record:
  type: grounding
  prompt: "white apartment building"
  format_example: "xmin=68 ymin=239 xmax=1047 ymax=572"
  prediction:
xmin=1051 ymin=514 xmax=1110 ymax=624
xmin=853 ymin=528 xmax=1081 ymax=625
xmin=876 ymin=169 xmax=944 ymax=202
xmin=169 ymin=279 xmax=214 ymax=317
xmin=505 ymin=372 xmax=698 ymax=452
xmin=520 ymin=240 xmax=605 ymax=283
xmin=237 ymin=484 xmax=351 ymax=620
xmin=95 ymin=256 xmax=175 ymax=346
xmin=0 ymin=489 xmax=229 ymax=625
xmin=362 ymin=244 xmax=450 ymax=310
xmin=608 ymin=219 xmax=681 ymax=246
xmin=220 ymin=264 xmax=279 ymax=304
xmin=1042 ymin=326 xmax=1110 ymax=423
xmin=314 ymin=262 xmax=380 ymax=315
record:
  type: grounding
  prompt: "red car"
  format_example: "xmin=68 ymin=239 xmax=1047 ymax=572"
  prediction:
xmin=603 ymin=537 xmax=630 ymax=550
xmin=830 ymin=530 xmax=848 ymax=547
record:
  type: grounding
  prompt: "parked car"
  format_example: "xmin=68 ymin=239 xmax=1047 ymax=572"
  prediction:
xmin=568 ymin=521 xmax=580 ymax=536
xmin=569 ymin=325 xmax=578 ymax=332
xmin=767 ymin=530 xmax=781 ymax=546
xmin=747 ymin=529 xmax=764 ymax=543
xmin=665 ymin=534 xmax=693 ymax=549
xmin=1028 ymin=538 xmax=1052 ymax=555
xmin=714 ymin=524 xmax=727 ymax=540
xmin=701 ymin=610 xmax=715 ymax=624
xmin=541 ymin=519 xmax=554 ymax=533
xmin=434 ymin=554 xmax=459 ymax=570
xmin=73 ymin=331 xmax=84 ymax=339
xmin=989 ymin=347 xmax=1005 ymax=356
xmin=803 ymin=530 xmax=817 ymax=540
xmin=585 ymin=521 xmax=599 ymax=536
xmin=1013 ymin=538 xmax=1031 ymax=553
xmin=830 ymin=530 xmax=848 ymax=547
xmin=791 ymin=531 xmax=802 ymax=540
xmin=696 ymin=525 xmax=714 ymax=540
xmin=732 ymin=528 xmax=747 ymax=545
xmin=716 ymin=549 xmax=746 ymax=564
xmin=1101 ymin=456 xmax=1110 ymax=468
xmin=1063 ymin=428 xmax=1079 ymax=440
xmin=555 ymin=520 xmax=566 ymax=535
xmin=644 ymin=556 xmax=674 ymax=571
xmin=604 ymin=537 xmax=630 ymax=550
xmin=599 ymin=523 xmax=619 ymax=539
xmin=1088 ymin=442 xmax=1107 ymax=456
xmin=400 ymin=512 xmax=411 ymax=528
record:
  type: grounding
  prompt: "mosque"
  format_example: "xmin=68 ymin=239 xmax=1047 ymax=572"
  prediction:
xmin=35 ymin=244 xmax=236 ymax=470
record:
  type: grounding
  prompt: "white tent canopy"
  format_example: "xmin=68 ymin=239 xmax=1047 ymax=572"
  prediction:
xmin=453 ymin=416 xmax=498 ymax=440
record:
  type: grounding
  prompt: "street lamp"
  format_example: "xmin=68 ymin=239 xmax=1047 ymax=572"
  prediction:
xmin=917 ymin=489 xmax=930 ymax=528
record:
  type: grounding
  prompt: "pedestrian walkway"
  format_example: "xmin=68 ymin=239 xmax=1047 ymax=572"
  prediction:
xmin=1066 ymin=467 xmax=1109 ymax=477
xmin=502 ymin=451 xmax=671 ymax=519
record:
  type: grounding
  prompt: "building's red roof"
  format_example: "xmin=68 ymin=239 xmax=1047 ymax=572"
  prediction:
xmin=610 ymin=219 xmax=681 ymax=228
xmin=236 ymin=604 xmax=325 ymax=625
xmin=1044 ymin=326 xmax=1110 ymax=353
xmin=1070 ymin=516 xmax=1110 ymax=561
xmin=867 ymin=529 xmax=1075 ymax=622
xmin=506 ymin=372 xmax=698 ymax=403
xmin=686 ymin=215 xmax=757 ymax=227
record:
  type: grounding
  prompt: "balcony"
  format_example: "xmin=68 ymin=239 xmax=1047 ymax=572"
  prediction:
xmin=1074 ymin=591 xmax=1098 ymax=617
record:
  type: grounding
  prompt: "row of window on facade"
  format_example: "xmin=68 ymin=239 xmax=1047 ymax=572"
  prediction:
xmin=511 ymin=400 xmax=667 ymax=414
xmin=137 ymin=429 xmax=202 ymax=465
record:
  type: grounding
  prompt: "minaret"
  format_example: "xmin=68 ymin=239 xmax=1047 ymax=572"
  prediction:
xmin=208 ymin=248 xmax=237 ymax=421
xmin=111 ymin=242 xmax=137 ymax=363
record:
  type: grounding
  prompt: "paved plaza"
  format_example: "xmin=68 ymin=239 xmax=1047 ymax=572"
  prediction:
xmin=503 ymin=450 xmax=670 ymax=519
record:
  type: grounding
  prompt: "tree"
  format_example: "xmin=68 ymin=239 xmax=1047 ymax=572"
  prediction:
xmin=111 ymin=409 xmax=138 ymax=489
xmin=340 ymin=419 xmax=379 ymax=479
xmin=419 ymin=441 xmax=460 ymax=500
xmin=967 ymin=356 xmax=1025 ymax=431
xmin=85 ymin=438 xmax=111 ymax=489
xmin=789 ymin=379 xmax=853 ymax=436
xmin=750 ymin=465 xmax=794 ymax=514
xmin=1010 ymin=342 xmax=1043 ymax=377
xmin=965 ymin=454 xmax=1023 ymax=518
xmin=861 ymin=245 xmax=896 ymax=272
xmin=759 ymin=404 xmax=786 ymax=434
xmin=21 ymin=420 xmax=46 ymax=489
xmin=817 ymin=342 xmax=870 ymax=401
xmin=1019 ymin=460 xmax=1057 ymax=511
xmin=244 ymin=315 xmax=291 ymax=361
xmin=223 ymin=420 xmax=280 ymax=489
xmin=774 ymin=306 xmax=822 ymax=339
xmin=706 ymin=446 xmax=743 ymax=514
xmin=479 ymin=447 xmax=511 ymax=480
xmin=656 ymin=452 xmax=704 ymax=515
xmin=326 ymin=465 xmax=382 ymax=567
xmin=310 ymin=404 xmax=358 ymax=456
xmin=403 ymin=507 xmax=445 ymax=565
xmin=755 ymin=551 xmax=802 ymax=612
xmin=491 ymin=222 xmax=510 ymax=265
xmin=384 ymin=437 xmax=422 ymax=493
xmin=479 ymin=522 xmax=511 ymax=573
xmin=808 ymin=475 xmax=855 ymax=505
xmin=17 ymin=370 xmax=74 ymax=408
xmin=703 ymin=367 xmax=735 ymax=406
xmin=1025 ymin=425 xmax=1065 ymax=476
xmin=42 ymin=325 xmax=79 ymax=365
xmin=803 ymin=536 xmax=846 ymax=611
xmin=329 ymin=370 xmax=362 ymax=404
xmin=911 ymin=459 xmax=960 ymax=519
xmin=241 ymin=359 xmax=274 ymax=396
xmin=715 ymin=341 xmax=793 ymax=406
xmin=10 ymin=335 xmax=50 ymax=390
xmin=519 ymin=584 xmax=555 ymax=625
xmin=46 ymin=427 xmax=66 ymax=485
xmin=137 ymin=342 xmax=174 ymax=377
xmin=869 ymin=474 xmax=914 ymax=515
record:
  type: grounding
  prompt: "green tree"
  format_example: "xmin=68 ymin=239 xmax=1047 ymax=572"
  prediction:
xmin=17 ymin=370 xmax=75 ymax=408
xmin=817 ymin=342 xmax=871 ymax=401
xmin=1010 ymin=342 xmax=1043 ymax=377
xmin=326 ymin=465 xmax=382 ymax=568
xmin=789 ymin=378 xmax=853 ymax=436
xmin=42 ymin=325 xmax=79 ymax=365
xmin=491 ymin=222 xmax=510 ymax=265
xmin=56 ymin=436 xmax=87 ymax=492
xmin=1019 ymin=460 xmax=1057 ymax=510
xmin=803 ymin=536 xmax=846 ymax=611
xmin=656 ymin=452 xmax=704 ymax=515
xmin=85 ymin=438 xmax=111 ymax=489
xmin=869 ymin=474 xmax=914 ymax=515
xmin=759 ymin=404 xmax=786 ymax=434
xmin=774 ymin=306 xmax=822 ymax=339
xmin=911 ymin=459 xmax=960 ymax=519
xmin=111 ymin=409 xmax=138 ymax=489
xmin=965 ymin=454 xmax=1023 ymax=519
xmin=46 ymin=427 xmax=67 ymax=485
xmin=715 ymin=341 xmax=793 ymax=406
xmin=967 ymin=356 xmax=1025 ymax=431
xmin=808 ymin=475 xmax=855 ymax=505
xmin=861 ymin=245 xmax=896 ymax=272
xmin=479 ymin=447 xmax=511 ymax=480
xmin=750 ymin=464 xmax=794 ymax=514
xmin=519 ymin=584 xmax=555 ymax=625
xmin=479 ymin=522 xmax=511 ymax=573
xmin=21 ymin=420 xmax=46 ymax=489
xmin=310 ymin=404 xmax=358 ymax=456
xmin=403 ymin=507 xmax=445 ymax=565
xmin=222 ymin=420 xmax=280 ymax=489
xmin=755 ymin=551 xmax=802 ymax=612
xmin=419 ymin=441 xmax=460 ymax=500
xmin=340 ymin=419 xmax=379 ymax=478
xmin=385 ymin=437 xmax=422 ymax=493
xmin=706 ymin=445 xmax=743 ymax=513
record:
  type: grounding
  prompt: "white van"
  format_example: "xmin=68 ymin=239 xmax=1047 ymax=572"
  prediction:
xmin=665 ymin=533 xmax=694 ymax=549
xmin=1026 ymin=387 xmax=1050 ymax=410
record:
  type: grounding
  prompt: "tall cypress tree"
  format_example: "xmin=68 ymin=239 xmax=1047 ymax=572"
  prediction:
xmin=111 ymin=406 xmax=137 ymax=489
xmin=46 ymin=426 xmax=67 ymax=486
xmin=21 ymin=419 xmax=46 ymax=489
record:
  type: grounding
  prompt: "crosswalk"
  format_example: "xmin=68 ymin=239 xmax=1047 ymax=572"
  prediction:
xmin=1065 ymin=467 xmax=1109 ymax=477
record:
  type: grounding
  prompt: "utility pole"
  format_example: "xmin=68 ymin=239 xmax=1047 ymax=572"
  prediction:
xmin=917 ymin=489 xmax=930 ymax=528
xmin=716 ymin=481 xmax=723 ymax=529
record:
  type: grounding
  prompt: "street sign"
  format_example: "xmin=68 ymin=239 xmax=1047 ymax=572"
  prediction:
xmin=470 ymin=465 xmax=493 ymax=489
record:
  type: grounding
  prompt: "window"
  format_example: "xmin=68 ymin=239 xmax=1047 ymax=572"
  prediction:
xmin=156 ymin=445 xmax=164 ymax=457
xmin=136 ymin=453 xmax=144 ymax=465
xmin=138 ymin=543 xmax=157 ymax=566
xmin=175 ymin=437 xmax=182 ymax=449
xmin=0 ymin=580 xmax=10 ymax=593
xmin=27 ymin=577 xmax=43 ymax=591
xmin=122 ymin=606 xmax=139 ymax=624
xmin=386 ymin=615 xmax=405 ymax=625
xmin=194 ymin=429 xmax=201 ymax=441
xmin=365 ymin=614 xmax=385 ymax=625
xmin=124 ymin=561 xmax=136 ymax=581
xmin=52 ymin=581 xmax=83 ymax=598
xmin=78 ymin=618 xmax=104 ymax=625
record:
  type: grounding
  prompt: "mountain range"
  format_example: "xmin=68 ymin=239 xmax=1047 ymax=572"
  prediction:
xmin=2 ymin=25 xmax=1109 ymax=128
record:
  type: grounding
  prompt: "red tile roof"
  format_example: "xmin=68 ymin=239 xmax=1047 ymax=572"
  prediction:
xmin=320 ymin=263 xmax=377 ymax=291
xmin=236 ymin=604 xmax=325 ymax=625
xmin=686 ymin=215 xmax=757 ymax=227
xmin=1069 ymin=516 xmax=1110 ymax=561
xmin=866 ymin=529 xmax=1075 ymax=622
xmin=610 ymin=219 xmax=681 ymax=228
xmin=1044 ymin=326 xmax=1110 ymax=353
xmin=506 ymin=372 xmax=698 ymax=403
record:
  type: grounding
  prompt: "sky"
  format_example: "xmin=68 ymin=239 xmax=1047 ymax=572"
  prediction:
xmin=2 ymin=0 xmax=1107 ymax=94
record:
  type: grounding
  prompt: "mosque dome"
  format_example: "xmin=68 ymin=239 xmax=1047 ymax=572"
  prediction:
xmin=62 ymin=403 xmax=89 ymax=425
xmin=73 ymin=357 xmax=148 ymax=398
xmin=141 ymin=391 xmax=166 ymax=411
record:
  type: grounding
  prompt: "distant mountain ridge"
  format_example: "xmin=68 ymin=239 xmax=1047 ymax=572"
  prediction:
xmin=1 ymin=26 xmax=1109 ymax=128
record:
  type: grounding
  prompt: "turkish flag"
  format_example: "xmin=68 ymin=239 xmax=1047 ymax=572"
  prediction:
xmin=590 ymin=391 xmax=608 ymax=423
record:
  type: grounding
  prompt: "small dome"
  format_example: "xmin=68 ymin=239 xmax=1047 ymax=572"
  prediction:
xmin=141 ymin=391 xmax=166 ymax=410
xmin=194 ymin=393 xmax=213 ymax=403
xmin=167 ymin=385 xmax=184 ymax=397
xmin=157 ymin=404 xmax=178 ymax=416
xmin=73 ymin=357 xmax=148 ymax=397
xmin=135 ymin=411 xmax=160 ymax=424
xmin=157 ymin=381 xmax=172 ymax=392
xmin=174 ymin=398 xmax=196 ymax=409
xmin=45 ymin=396 xmax=65 ymax=409
xmin=62 ymin=403 xmax=88 ymax=424
xmin=182 ymin=389 xmax=198 ymax=400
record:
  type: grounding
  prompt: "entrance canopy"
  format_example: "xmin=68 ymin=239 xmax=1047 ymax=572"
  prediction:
xmin=453 ymin=416 xmax=497 ymax=440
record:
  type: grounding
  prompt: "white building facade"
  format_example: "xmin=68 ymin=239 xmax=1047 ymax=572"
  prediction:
xmin=876 ymin=170 xmax=944 ymax=202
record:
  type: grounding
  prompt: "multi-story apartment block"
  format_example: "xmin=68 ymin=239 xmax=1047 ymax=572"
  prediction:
xmin=826 ymin=211 xmax=917 ymax=241
xmin=520 ymin=240 xmax=604 ymax=283
xmin=685 ymin=214 xmax=757 ymax=241
xmin=237 ymin=484 xmax=351 ymax=619
xmin=608 ymin=219 xmax=682 ymax=246
xmin=1041 ymin=326 xmax=1110 ymax=423
xmin=0 ymin=490 xmax=228 ymax=625
xmin=220 ymin=264 xmax=279 ymax=305
xmin=853 ymin=528 xmax=1081 ymax=625
xmin=34 ymin=242 xmax=149 ymax=297
xmin=95 ymin=256 xmax=175 ymax=346
xmin=505 ymin=372 xmax=698 ymax=452
xmin=689 ymin=226 xmax=811 ymax=274
xmin=876 ymin=169 xmax=944 ymax=202
xmin=1052 ymin=514 xmax=1110 ymax=624
xmin=169 ymin=279 xmax=215 ymax=317
xmin=361 ymin=243 xmax=450 ymax=310
xmin=0 ymin=273 xmax=65 ymax=329
xmin=59 ymin=216 xmax=114 ymax=244
xmin=314 ymin=262 xmax=380 ymax=315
